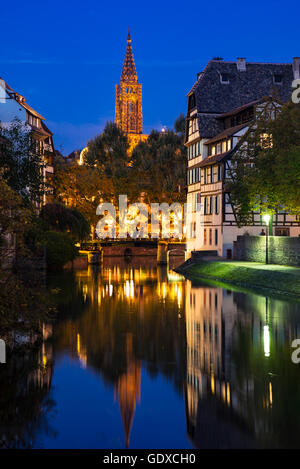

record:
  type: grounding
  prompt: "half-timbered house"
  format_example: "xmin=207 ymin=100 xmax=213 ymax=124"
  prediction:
xmin=185 ymin=57 xmax=300 ymax=257
xmin=0 ymin=78 xmax=55 ymax=205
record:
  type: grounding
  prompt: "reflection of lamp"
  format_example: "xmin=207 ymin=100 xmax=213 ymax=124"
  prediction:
xmin=264 ymin=297 xmax=270 ymax=357
xmin=263 ymin=325 xmax=270 ymax=357
xmin=263 ymin=214 xmax=270 ymax=264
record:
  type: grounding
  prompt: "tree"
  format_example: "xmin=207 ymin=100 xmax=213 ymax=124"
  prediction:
xmin=53 ymin=161 xmax=109 ymax=235
xmin=174 ymin=113 xmax=186 ymax=139
xmin=40 ymin=203 xmax=90 ymax=242
xmin=0 ymin=118 xmax=45 ymax=205
xmin=0 ymin=177 xmax=50 ymax=328
xmin=83 ymin=122 xmax=131 ymax=199
xmin=228 ymin=101 xmax=300 ymax=226
xmin=43 ymin=231 xmax=77 ymax=269
xmin=131 ymin=127 xmax=187 ymax=205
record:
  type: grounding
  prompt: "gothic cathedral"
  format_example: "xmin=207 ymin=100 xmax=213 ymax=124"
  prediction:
xmin=115 ymin=29 xmax=147 ymax=153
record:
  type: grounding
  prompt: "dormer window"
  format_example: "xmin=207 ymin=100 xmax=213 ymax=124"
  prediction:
xmin=274 ymin=74 xmax=282 ymax=84
xmin=220 ymin=73 xmax=230 ymax=84
xmin=27 ymin=113 xmax=40 ymax=128
xmin=188 ymin=93 xmax=196 ymax=111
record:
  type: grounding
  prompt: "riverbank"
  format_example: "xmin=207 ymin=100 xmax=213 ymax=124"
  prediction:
xmin=175 ymin=259 xmax=300 ymax=298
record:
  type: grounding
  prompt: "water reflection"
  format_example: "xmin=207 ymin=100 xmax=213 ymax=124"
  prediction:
xmin=1 ymin=257 xmax=300 ymax=448
xmin=49 ymin=256 xmax=187 ymax=448
xmin=185 ymin=281 xmax=300 ymax=448
xmin=0 ymin=324 xmax=55 ymax=448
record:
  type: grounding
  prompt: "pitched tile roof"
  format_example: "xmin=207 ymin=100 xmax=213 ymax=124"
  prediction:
xmin=0 ymin=78 xmax=45 ymax=120
xmin=187 ymin=59 xmax=296 ymax=138
xmin=193 ymin=150 xmax=232 ymax=168
xmin=205 ymin=123 xmax=248 ymax=144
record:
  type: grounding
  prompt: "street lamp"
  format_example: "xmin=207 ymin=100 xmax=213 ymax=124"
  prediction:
xmin=263 ymin=214 xmax=271 ymax=264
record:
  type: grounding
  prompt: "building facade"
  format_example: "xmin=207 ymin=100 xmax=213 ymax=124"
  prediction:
xmin=185 ymin=58 xmax=300 ymax=257
xmin=0 ymin=77 xmax=55 ymax=205
xmin=115 ymin=29 xmax=147 ymax=154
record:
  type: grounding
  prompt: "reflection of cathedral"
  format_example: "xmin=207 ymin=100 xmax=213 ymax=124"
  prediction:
xmin=115 ymin=334 xmax=141 ymax=448
xmin=115 ymin=29 xmax=148 ymax=154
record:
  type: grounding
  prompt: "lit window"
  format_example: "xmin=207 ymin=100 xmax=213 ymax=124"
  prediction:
xmin=260 ymin=133 xmax=273 ymax=148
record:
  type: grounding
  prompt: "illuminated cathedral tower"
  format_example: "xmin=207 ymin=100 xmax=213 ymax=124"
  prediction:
xmin=115 ymin=29 xmax=147 ymax=153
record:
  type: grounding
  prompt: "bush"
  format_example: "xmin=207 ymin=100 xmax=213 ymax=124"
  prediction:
xmin=44 ymin=231 xmax=78 ymax=269
xmin=40 ymin=204 xmax=90 ymax=242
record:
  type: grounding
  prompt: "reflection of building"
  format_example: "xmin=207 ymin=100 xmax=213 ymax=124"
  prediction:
xmin=185 ymin=282 xmax=231 ymax=440
xmin=184 ymin=281 xmax=300 ymax=448
xmin=115 ymin=333 xmax=141 ymax=448
xmin=115 ymin=29 xmax=148 ymax=154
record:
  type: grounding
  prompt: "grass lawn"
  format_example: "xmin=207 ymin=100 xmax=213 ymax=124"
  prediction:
xmin=180 ymin=260 xmax=300 ymax=298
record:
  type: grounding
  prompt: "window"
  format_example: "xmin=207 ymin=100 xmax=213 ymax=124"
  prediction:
xmin=209 ymin=229 xmax=212 ymax=245
xmin=204 ymin=229 xmax=207 ymax=245
xmin=196 ymin=193 xmax=201 ymax=211
xmin=215 ymin=195 xmax=219 ymax=214
xmin=216 ymin=143 xmax=222 ymax=154
xmin=210 ymin=166 xmax=214 ymax=183
xmin=220 ymin=73 xmax=230 ymax=84
xmin=188 ymin=93 xmax=196 ymax=111
xmin=212 ymin=146 xmax=216 ymax=156
xmin=227 ymin=139 xmax=232 ymax=150
xmin=218 ymin=165 xmax=222 ymax=181
xmin=215 ymin=229 xmax=218 ymax=245
xmin=260 ymin=133 xmax=273 ymax=148
xmin=204 ymin=197 xmax=208 ymax=214
xmin=210 ymin=196 xmax=213 ymax=214
xmin=275 ymin=228 xmax=290 ymax=236
xmin=274 ymin=74 xmax=282 ymax=84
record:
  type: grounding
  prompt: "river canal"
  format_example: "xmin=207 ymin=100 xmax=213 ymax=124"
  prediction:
xmin=1 ymin=256 xmax=300 ymax=449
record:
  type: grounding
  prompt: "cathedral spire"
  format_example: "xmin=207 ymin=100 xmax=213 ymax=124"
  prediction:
xmin=121 ymin=28 xmax=137 ymax=82
xmin=115 ymin=29 xmax=148 ymax=153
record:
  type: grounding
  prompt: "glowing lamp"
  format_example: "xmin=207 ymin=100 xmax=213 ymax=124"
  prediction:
xmin=263 ymin=214 xmax=271 ymax=225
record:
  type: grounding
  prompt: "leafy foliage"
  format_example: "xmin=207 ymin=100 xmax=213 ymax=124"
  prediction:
xmin=228 ymin=101 xmax=300 ymax=226
xmin=0 ymin=177 xmax=50 ymax=330
xmin=0 ymin=118 xmax=45 ymax=205
xmin=44 ymin=231 xmax=78 ymax=268
xmin=131 ymin=127 xmax=187 ymax=204
xmin=53 ymin=161 xmax=109 ymax=230
xmin=40 ymin=203 xmax=90 ymax=241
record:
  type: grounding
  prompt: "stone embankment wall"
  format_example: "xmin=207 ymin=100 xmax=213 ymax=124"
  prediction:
xmin=233 ymin=236 xmax=300 ymax=266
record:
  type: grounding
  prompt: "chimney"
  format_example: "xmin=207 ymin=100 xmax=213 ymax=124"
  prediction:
xmin=237 ymin=57 xmax=246 ymax=71
xmin=293 ymin=57 xmax=300 ymax=80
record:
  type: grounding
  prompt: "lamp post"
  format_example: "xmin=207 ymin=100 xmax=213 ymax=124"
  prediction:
xmin=263 ymin=214 xmax=271 ymax=264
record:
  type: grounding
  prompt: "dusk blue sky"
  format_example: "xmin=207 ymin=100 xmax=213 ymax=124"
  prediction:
xmin=1 ymin=0 xmax=299 ymax=154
